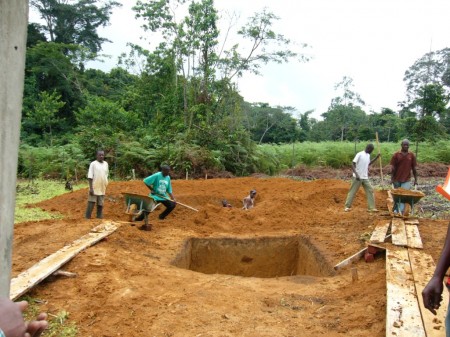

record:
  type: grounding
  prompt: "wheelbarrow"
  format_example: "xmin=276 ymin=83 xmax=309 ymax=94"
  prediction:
xmin=388 ymin=188 xmax=425 ymax=218
xmin=122 ymin=193 xmax=161 ymax=231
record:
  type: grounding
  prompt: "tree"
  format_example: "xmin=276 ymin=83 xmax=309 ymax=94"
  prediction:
xmin=24 ymin=42 xmax=93 ymax=123
xmin=241 ymin=103 xmax=298 ymax=144
xmin=30 ymin=0 xmax=121 ymax=53
xmin=411 ymin=83 xmax=448 ymax=119
xmin=298 ymin=110 xmax=314 ymax=142
xmin=27 ymin=91 xmax=65 ymax=146
xmin=75 ymin=95 xmax=143 ymax=156
xmin=319 ymin=76 xmax=367 ymax=141
xmin=404 ymin=47 xmax=450 ymax=102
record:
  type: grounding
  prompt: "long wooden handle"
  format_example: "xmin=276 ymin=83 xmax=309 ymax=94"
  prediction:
xmin=155 ymin=194 xmax=199 ymax=212
xmin=375 ymin=132 xmax=384 ymax=184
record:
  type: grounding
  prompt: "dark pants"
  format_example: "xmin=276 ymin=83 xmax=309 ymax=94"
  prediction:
xmin=159 ymin=199 xmax=176 ymax=219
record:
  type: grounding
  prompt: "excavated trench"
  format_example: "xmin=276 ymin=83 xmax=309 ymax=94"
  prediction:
xmin=172 ymin=235 xmax=334 ymax=278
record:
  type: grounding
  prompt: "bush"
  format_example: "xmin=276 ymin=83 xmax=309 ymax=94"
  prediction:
xmin=18 ymin=144 xmax=88 ymax=180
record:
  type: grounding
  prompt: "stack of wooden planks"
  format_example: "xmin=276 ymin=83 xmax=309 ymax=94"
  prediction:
xmin=369 ymin=218 xmax=447 ymax=336
xmin=369 ymin=218 xmax=423 ymax=249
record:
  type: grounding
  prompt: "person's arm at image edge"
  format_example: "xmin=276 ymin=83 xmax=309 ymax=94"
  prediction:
xmin=422 ymin=223 xmax=450 ymax=314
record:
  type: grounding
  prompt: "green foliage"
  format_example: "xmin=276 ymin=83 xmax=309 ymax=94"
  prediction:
xmin=257 ymin=140 xmax=450 ymax=172
xmin=75 ymin=95 xmax=143 ymax=156
xmin=411 ymin=84 xmax=449 ymax=119
xmin=18 ymin=144 xmax=88 ymax=180
xmin=26 ymin=90 xmax=65 ymax=145
xmin=114 ymin=141 xmax=160 ymax=177
xmin=403 ymin=47 xmax=450 ymax=102
xmin=21 ymin=1 xmax=450 ymax=179
xmin=30 ymin=0 xmax=121 ymax=53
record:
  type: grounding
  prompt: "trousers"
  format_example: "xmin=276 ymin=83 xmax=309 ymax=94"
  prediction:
xmin=345 ymin=178 xmax=375 ymax=210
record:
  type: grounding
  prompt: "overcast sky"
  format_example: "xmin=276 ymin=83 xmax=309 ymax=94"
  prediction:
xmin=32 ymin=0 xmax=450 ymax=119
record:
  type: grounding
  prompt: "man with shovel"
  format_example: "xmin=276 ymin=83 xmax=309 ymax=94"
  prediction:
xmin=344 ymin=144 xmax=380 ymax=212
xmin=140 ymin=165 xmax=177 ymax=220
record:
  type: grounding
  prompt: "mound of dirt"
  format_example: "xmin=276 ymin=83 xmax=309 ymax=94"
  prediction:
xmin=283 ymin=162 xmax=449 ymax=180
xmin=12 ymin=177 xmax=449 ymax=337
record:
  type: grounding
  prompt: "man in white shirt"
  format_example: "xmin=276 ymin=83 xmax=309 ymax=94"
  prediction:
xmin=344 ymin=144 xmax=380 ymax=212
xmin=85 ymin=150 xmax=109 ymax=219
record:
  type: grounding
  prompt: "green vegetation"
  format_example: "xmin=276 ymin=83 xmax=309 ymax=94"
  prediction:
xmin=257 ymin=140 xmax=450 ymax=174
xmin=22 ymin=1 xmax=449 ymax=179
xmin=21 ymin=296 xmax=77 ymax=337
xmin=15 ymin=179 xmax=87 ymax=223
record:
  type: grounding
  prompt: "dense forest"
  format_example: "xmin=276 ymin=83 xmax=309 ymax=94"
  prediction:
xmin=21 ymin=0 xmax=450 ymax=179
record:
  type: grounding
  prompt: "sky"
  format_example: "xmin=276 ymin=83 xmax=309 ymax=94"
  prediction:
xmin=31 ymin=0 xmax=450 ymax=119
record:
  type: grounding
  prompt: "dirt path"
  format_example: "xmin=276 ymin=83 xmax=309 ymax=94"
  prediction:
xmin=12 ymin=177 xmax=449 ymax=336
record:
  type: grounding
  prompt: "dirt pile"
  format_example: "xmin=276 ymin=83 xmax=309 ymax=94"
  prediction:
xmin=12 ymin=177 xmax=449 ymax=336
xmin=283 ymin=162 xmax=449 ymax=180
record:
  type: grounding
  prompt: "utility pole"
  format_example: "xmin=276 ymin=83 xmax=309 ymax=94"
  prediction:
xmin=0 ymin=0 xmax=29 ymax=298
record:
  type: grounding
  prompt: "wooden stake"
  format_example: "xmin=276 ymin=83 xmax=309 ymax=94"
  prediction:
xmin=375 ymin=132 xmax=384 ymax=185
xmin=351 ymin=267 xmax=358 ymax=282
xmin=53 ymin=270 xmax=77 ymax=278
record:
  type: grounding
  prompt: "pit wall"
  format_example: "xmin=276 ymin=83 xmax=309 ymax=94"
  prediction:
xmin=172 ymin=235 xmax=335 ymax=278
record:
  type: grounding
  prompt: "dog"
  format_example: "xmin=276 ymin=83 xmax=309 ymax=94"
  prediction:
xmin=65 ymin=180 xmax=73 ymax=192
xmin=242 ymin=190 xmax=257 ymax=210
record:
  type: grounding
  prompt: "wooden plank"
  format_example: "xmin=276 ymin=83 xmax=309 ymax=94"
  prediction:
xmin=391 ymin=218 xmax=408 ymax=247
xmin=408 ymin=249 xmax=448 ymax=336
xmin=333 ymin=248 xmax=366 ymax=270
xmin=369 ymin=222 xmax=391 ymax=243
xmin=405 ymin=218 xmax=419 ymax=225
xmin=10 ymin=221 xmax=118 ymax=301
xmin=406 ymin=225 xmax=423 ymax=249
xmin=386 ymin=248 xmax=426 ymax=337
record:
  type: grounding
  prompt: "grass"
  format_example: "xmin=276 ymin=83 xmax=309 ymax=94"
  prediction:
xmin=257 ymin=140 xmax=450 ymax=174
xmin=15 ymin=179 xmax=87 ymax=223
xmin=20 ymin=296 xmax=78 ymax=337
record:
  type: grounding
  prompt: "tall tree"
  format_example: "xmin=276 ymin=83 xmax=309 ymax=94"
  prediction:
xmin=30 ymin=0 xmax=121 ymax=53
xmin=403 ymin=47 xmax=450 ymax=102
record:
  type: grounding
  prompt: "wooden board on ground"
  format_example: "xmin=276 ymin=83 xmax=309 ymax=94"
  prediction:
xmin=405 ymin=218 xmax=419 ymax=225
xmin=405 ymin=225 xmax=423 ymax=249
xmin=408 ymin=249 xmax=448 ymax=336
xmin=333 ymin=248 xmax=366 ymax=270
xmin=391 ymin=218 xmax=408 ymax=247
xmin=386 ymin=248 xmax=426 ymax=337
xmin=369 ymin=222 xmax=391 ymax=243
xmin=10 ymin=221 xmax=118 ymax=301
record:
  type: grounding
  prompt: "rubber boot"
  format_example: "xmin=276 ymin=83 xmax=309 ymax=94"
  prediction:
xmin=96 ymin=205 xmax=103 ymax=219
xmin=85 ymin=201 xmax=95 ymax=219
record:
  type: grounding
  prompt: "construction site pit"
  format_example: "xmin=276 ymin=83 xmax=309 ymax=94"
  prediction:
xmin=12 ymin=173 xmax=450 ymax=337
xmin=172 ymin=235 xmax=334 ymax=278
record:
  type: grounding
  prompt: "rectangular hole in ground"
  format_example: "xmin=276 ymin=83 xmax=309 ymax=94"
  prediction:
xmin=171 ymin=235 xmax=334 ymax=278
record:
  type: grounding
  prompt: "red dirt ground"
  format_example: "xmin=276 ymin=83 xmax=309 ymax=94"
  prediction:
xmin=12 ymin=177 xmax=450 ymax=337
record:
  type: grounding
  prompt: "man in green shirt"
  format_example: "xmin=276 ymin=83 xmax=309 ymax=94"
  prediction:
xmin=142 ymin=165 xmax=177 ymax=220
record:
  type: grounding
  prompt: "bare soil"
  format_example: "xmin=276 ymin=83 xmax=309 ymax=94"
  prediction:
xmin=12 ymin=175 xmax=450 ymax=337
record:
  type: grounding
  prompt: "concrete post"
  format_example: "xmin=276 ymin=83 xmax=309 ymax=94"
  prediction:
xmin=0 ymin=0 xmax=29 ymax=298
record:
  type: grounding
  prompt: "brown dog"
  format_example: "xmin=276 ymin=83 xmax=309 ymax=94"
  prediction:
xmin=242 ymin=190 xmax=257 ymax=210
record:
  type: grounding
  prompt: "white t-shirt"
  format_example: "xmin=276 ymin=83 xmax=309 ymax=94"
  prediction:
xmin=352 ymin=151 xmax=370 ymax=179
xmin=87 ymin=160 xmax=109 ymax=195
